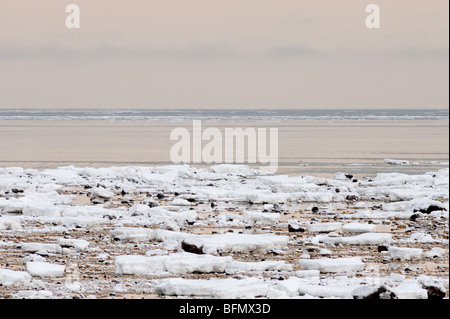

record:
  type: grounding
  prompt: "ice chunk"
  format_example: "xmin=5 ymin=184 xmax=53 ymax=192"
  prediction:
xmin=390 ymin=282 xmax=428 ymax=299
xmin=384 ymin=159 xmax=410 ymax=166
xmin=57 ymin=238 xmax=90 ymax=251
xmin=22 ymin=205 xmax=62 ymax=217
xmin=26 ymin=262 xmax=65 ymax=278
xmin=13 ymin=290 xmax=54 ymax=299
xmin=170 ymin=198 xmax=192 ymax=206
xmin=115 ymin=253 xmax=232 ymax=275
xmin=388 ymin=247 xmax=423 ymax=260
xmin=0 ymin=269 xmax=32 ymax=286
xmin=225 ymin=260 xmax=291 ymax=273
xmin=155 ymin=277 xmax=268 ymax=298
xmin=342 ymin=223 xmax=376 ymax=233
xmin=320 ymin=233 xmax=393 ymax=245
xmin=243 ymin=211 xmax=280 ymax=225
xmin=298 ymin=284 xmax=356 ymax=299
xmin=424 ymin=247 xmax=446 ymax=259
xmin=299 ymin=257 xmax=365 ymax=273
xmin=307 ymin=222 xmax=342 ymax=233
xmin=90 ymin=187 xmax=114 ymax=201
xmin=110 ymin=227 xmax=155 ymax=243
xmin=21 ymin=243 xmax=62 ymax=254
xmin=164 ymin=253 xmax=232 ymax=275
xmin=181 ymin=233 xmax=289 ymax=255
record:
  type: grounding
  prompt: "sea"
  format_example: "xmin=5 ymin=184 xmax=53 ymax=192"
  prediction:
xmin=0 ymin=108 xmax=448 ymax=177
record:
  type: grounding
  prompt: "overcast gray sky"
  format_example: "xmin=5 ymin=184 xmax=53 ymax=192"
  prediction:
xmin=0 ymin=0 xmax=448 ymax=109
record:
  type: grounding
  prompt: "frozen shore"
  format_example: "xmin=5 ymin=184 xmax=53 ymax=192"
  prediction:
xmin=0 ymin=164 xmax=448 ymax=299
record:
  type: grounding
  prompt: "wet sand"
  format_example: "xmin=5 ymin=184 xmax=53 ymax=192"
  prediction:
xmin=0 ymin=119 xmax=448 ymax=177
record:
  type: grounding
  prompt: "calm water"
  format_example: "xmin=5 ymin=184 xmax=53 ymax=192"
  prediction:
xmin=0 ymin=109 xmax=448 ymax=177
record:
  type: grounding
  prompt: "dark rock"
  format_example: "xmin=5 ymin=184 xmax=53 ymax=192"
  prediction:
xmin=424 ymin=284 xmax=446 ymax=299
xmin=353 ymin=285 xmax=397 ymax=299
xmin=345 ymin=174 xmax=353 ymax=180
xmin=311 ymin=206 xmax=319 ymax=213
xmin=288 ymin=224 xmax=306 ymax=233
xmin=409 ymin=213 xmax=421 ymax=221
xmin=156 ymin=193 xmax=165 ymax=200
xmin=272 ymin=204 xmax=282 ymax=212
xmin=181 ymin=240 xmax=203 ymax=254
xmin=414 ymin=205 xmax=446 ymax=215
xmin=378 ymin=245 xmax=389 ymax=253
xmin=346 ymin=195 xmax=358 ymax=201
xmin=141 ymin=199 xmax=159 ymax=208
xmin=185 ymin=219 xmax=195 ymax=226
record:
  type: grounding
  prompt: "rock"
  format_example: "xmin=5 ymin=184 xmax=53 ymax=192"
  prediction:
xmin=181 ymin=240 xmax=203 ymax=254
xmin=90 ymin=188 xmax=114 ymax=203
xmin=288 ymin=224 xmax=306 ymax=233
xmin=272 ymin=204 xmax=282 ymax=212
xmin=352 ymin=285 xmax=397 ymax=299
xmin=311 ymin=206 xmax=319 ymax=213
xmin=378 ymin=245 xmax=389 ymax=253
xmin=414 ymin=205 xmax=446 ymax=215
xmin=141 ymin=199 xmax=159 ymax=208
xmin=346 ymin=195 xmax=358 ymax=201
xmin=423 ymin=284 xmax=446 ymax=299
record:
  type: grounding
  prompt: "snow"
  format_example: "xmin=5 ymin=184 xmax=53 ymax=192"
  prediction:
xmin=299 ymin=257 xmax=365 ymax=273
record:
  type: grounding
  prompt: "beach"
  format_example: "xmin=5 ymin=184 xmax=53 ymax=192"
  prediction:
xmin=0 ymin=164 xmax=448 ymax=299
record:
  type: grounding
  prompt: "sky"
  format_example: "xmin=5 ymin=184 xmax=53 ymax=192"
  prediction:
xmin=0 ymin=0 xmax=448 ymax=109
